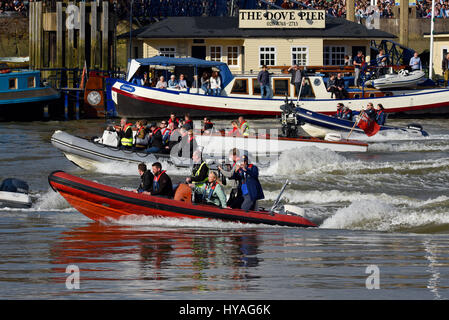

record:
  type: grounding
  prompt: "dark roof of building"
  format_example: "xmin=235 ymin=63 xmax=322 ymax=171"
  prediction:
xmin=119 ymin=16 xmax=396 ymax=40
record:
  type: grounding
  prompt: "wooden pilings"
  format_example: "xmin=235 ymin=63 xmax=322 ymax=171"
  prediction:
xmin=29 ymin=1 xmax=116 ymax=82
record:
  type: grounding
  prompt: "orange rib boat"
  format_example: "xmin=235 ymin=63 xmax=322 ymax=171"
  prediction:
xmin=48 ymin=171 xmax=317 ymax=228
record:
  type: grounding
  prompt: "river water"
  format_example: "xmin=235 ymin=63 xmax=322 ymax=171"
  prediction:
xmin=0 ymin=118 xmax=449 ymax=300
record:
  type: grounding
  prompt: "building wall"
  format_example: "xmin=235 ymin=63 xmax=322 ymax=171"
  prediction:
xmin=432 ymin=37 xmax=449 ymax=77
xmin=142 ymin=38 xmax=374 ymax=74
xmin=243 ymin=38 xmax=323 ymax=72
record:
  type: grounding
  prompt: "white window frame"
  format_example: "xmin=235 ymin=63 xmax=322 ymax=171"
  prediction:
xmin=323 ymin=46 xmax=347 ymax=66
xmin=158 ymin=47 xmax=176 ymax=58
xmin=259 ymin=46 xmax=276 ymax=66
xmin=210 ymin=46 xmax=222 ymax=62
xmin=227 ymin=46 xmax=239 ymax=66
xmin=291 ymin=46 xmax=308 ymax=66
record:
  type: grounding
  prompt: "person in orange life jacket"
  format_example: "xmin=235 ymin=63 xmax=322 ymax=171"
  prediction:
xmin=334 ymin=103 xmax=345 ymax=118
xmin=231 ymin=155 xmax=264 ymax=211
xmin=159 ymin=120 xmax=171 ymax=146
xmin=150 ymin=162 xmax=174 ymax=198
xmin=116 ymin=117 xmax=134 ymax=148
xmin=134 ymin=163 xmax=154 ymax=194
xmin=134 ymin=120 xmax=149 ymax=150
xmin=218 ymin=148 xmax=244 ymax=208
xmin=375 ymin=104 xmax=386 ymax=126
xmin=341 ymin=106 xmax=353 ymax=121
xmin=166 ymin=122 xmax=181 ymax=152
xmin=146 ymin=122 xmax=164 ymax=153
xmin=190 ymin=171 xmax=227 ymax=208
xmin=238 ymin=116 xmax=250 ymax=136
xmin=183 ymin=113 xmax=194 ymax=131
xmin=168 ymin=113 xmax=180 ymax=128
xmin=202 ymin=117 xmax=214 ymax=134
xmin=228 ymin=120 xmax=240 ymax=136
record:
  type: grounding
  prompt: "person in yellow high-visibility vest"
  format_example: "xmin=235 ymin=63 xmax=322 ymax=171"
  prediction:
xmin=116 ymin=117 xmax=133 ymax=148
xmin=185 ymin=150 xmax=209 ymax=203
xmin=238 ymin=116 xmax=250 ymax=137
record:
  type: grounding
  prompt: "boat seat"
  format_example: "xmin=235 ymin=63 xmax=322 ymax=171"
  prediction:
xmin=174 ymin=183 xmax=192 ymax=203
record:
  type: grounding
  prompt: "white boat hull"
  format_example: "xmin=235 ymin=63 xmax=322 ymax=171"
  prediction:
xmin=112 ymin=79 xmax=449 ymax=118
xmin=0 ymin=191 xmax=32 ymax=208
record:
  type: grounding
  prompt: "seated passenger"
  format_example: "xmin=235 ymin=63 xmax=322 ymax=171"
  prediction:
xmin=202 ymin=117 xmax=214 ymax=134
xmin=341 ymin=107 xmax=353 ymax=121
xmin=150 ymin=162 xmax=174 ymax=198
xmin=156 ymin=76 xmax=167 ymax=89
xmin=183 ymin=113 xmax=194 ymax=130
xmin=116 ymin=117 xmax=133 ymax=148
xmin=335 ymin=103 xmax=345 ymax=118
xmin=210 ymin=71 xmax=221 ymax=96
xmin=228 ymin=120 xmax=240 ymax=136
xmin=186 ymin=150 xmax=209 ymax=202
xmin=365 ymin=102 xmax=376 ymax=120
xmin=200 ymin=72 xmax=210 ymax=95
xmin=327 ymin=74 xmax=338 ymax=99
xmin=168 ymin=75 xmax=179 ymax=89
xmin=191 ymin=171 xmax=227 ymax=208
xmin=238 ymin=116 xmax=250 ymax=136
xmin=146 ymin=122 xmax=164 ymax=153
xmin=178 ymin=74 xmax=188 ymax=89
xmin=375 ymin=103 xmax=387 ymax=126
xmin=134 ymin=120 xmax=149 ymax=150
xmin=134 ymin=163 xmax=154 ymax=194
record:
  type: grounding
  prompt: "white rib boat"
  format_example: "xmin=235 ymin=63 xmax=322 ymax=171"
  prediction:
xmin=365 ymin=70 xmax=426 ymax=89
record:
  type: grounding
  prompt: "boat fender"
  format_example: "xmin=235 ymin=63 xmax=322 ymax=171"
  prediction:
xmin=174 ymin=183 xmax=192 ymax=203
xmin=324 ymin=132 xmax=342 ymax=141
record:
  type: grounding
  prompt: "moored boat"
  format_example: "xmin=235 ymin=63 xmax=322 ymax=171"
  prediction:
xmin=365 ymin=70 xmax=426 ymax=89
xmin=110 ymin=56 xmax=449 ymax=119
xmin=48 ymin=171 xmax=317 ymax=228
xmin=0 ymin=65 xmax=60 ymax=120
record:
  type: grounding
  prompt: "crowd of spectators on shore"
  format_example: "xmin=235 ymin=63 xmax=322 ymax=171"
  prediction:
xmin=1 ymin=0 xmax=449 ymax=21
xmin=0 ymin=0 xmax=27 ymax=15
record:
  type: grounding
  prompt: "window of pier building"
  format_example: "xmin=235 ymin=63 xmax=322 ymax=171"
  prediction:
xmin=159 ymin=47 xmax=176 ymax=58
xmin=291 ymin=46 xmax=308 ymax=66
xmin=227 ymin=46 xmax=239 ymax=66
xmin=324 ymin=46 xmax=346 ymax=66
xmin=259 ymin=47 xmax=276 ymax=66
xmin=210 ymin=46 xmax=222 ymax=62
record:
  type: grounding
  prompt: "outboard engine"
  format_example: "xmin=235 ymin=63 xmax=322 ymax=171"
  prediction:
xmin=406 ymin=123 xmax=429 ymax=137
xmin=280 ymin=95 xmax=302 ymax=138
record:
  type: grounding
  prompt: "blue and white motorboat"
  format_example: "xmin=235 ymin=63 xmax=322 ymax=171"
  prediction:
xmin=0 ymin=64 xmax=60 ymax=120
xmin=280 ymin=102 xmax=428 ymax=138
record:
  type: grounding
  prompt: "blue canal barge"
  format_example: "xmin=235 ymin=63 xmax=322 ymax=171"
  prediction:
xmin=0 ymin=65 xmax=60 ymax=120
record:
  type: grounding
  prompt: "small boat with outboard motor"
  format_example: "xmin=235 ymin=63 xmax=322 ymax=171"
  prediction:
xmin=0 ymin=178 xmax=32 ymax=209
xmin=280 ymin=99 xmax=429 ymax=138
xmin=48 ymin=171 xmax=317 ymax=228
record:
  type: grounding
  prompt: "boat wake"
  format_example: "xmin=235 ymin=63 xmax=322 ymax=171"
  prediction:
xmin=104 ymin=215 xmax=264 ymax=230
xmin=319 ymin=196 xmax=449 ymax=233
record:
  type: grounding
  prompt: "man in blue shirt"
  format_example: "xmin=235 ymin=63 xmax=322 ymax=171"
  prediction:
xmin=409 ymin=52 xmax=422 ymax=71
